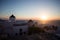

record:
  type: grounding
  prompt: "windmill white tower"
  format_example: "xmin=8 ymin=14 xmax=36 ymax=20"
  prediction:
xmin=9 ymin=14 xmax=16 ymax=23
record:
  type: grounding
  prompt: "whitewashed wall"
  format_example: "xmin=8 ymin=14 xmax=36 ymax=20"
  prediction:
xmin=12 ymin=25 xmax=28 ymax=35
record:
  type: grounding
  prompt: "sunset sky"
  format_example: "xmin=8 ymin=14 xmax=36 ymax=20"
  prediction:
xmin=0 ymin=0 xmax=60 ymax=20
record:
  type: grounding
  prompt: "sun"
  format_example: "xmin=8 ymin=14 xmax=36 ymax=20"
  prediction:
xmin=40 ymin=15 xmax=48 ymax=20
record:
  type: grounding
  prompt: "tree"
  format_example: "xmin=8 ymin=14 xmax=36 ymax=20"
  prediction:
xmin=28 ymin=25 xmax=44 ymax=35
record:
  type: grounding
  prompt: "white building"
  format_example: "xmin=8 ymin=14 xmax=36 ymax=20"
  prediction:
xmin=1 ymin=14 xmax=34 ymax=36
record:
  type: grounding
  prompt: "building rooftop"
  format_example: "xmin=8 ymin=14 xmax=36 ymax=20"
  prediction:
xmin=10 ymin=14 xmax=15 ymax=18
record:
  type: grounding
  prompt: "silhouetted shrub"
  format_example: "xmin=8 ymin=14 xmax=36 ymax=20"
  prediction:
xmin=28 ymin=26 xmax=45 ymax=35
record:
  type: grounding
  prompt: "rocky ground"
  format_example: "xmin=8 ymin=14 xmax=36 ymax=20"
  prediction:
xmin=0 ymin=33 xmax=60 ymax=40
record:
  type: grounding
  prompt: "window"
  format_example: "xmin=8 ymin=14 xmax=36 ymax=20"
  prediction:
xmin=19 ymin=29 xmax=23 ymax=35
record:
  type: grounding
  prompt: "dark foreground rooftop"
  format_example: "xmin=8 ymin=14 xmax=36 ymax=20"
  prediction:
xmin=0 ymin=33 xmax=60 ymax=40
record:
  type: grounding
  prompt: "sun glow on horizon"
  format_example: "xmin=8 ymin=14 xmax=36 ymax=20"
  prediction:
xmin=39 ymin=15 xmax=48 ymax=24
xmin=40 ymin=15 xmax=48 ymax=21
